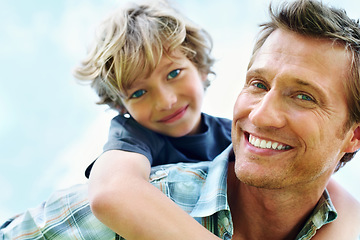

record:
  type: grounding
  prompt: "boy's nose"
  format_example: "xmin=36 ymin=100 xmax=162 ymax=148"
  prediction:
xmin=155 ymin=88 xmax=177 ymax=110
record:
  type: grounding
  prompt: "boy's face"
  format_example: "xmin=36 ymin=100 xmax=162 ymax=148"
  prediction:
xmin=121 ymin=51 xmax=207 ymax=137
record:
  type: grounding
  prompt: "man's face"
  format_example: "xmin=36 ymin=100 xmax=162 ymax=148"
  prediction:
xmin=232 ymin=29 xmax=355 ymax=190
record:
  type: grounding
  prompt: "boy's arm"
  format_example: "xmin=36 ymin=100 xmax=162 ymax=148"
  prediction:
xmin=88 ymin=150 xmax=221 ymax=240
xmin=312 ymin=178 xmax=360 ymax=239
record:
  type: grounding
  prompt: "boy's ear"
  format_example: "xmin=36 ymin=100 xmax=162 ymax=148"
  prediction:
xmin=200 ymin=72 xmax=207 ymax=82
xmin=344 ymin=125 xmax=360 ymax=153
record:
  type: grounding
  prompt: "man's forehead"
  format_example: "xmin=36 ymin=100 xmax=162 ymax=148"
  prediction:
xmin=252 ymin=29 xmax=351 ymax=74
xmin=261 ymin=29 xmax=333 ymax=55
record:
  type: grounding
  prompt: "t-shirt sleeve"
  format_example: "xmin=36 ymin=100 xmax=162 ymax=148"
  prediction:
xmin=85 ymin=115 xmax=163 ymax=178
xmin=104 ymin=115 xmax=154 ymax=161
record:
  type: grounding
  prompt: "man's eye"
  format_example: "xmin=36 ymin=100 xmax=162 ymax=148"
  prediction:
xmin=253 ymin=82 xmax=267 ymax=90
xmin=296 ymin=94 xmax=314 ymax=102
xmin=130 ymin=89 xmax=146 ymax=99
xmin=167 ymin=69 xmax=181 ymax=80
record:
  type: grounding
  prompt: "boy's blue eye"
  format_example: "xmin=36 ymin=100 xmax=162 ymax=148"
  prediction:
xmin=130 ymin=89 xmax=146 ymax=99
xmin=254 ymin=82 xmax=267 ymax=90
xmin=167 ymin=69 xmax=180 ymax=80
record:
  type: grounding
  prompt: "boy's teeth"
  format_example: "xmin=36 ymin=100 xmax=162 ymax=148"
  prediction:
xmin=249 ymin=134 xmax=289 ymax=150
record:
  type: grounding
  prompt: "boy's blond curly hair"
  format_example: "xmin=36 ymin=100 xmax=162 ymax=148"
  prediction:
xmin=73 ymin=0 xmax=214 ymax=112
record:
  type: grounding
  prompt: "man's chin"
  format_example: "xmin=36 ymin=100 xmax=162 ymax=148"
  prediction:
xmin=234 ymin=166 xmax=285 ymax=190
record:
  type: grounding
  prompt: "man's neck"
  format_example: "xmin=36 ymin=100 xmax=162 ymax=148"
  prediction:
xmin=227 ymin=162 xmax=328 ymax=240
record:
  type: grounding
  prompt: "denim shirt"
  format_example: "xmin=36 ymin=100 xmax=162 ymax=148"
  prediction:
xmin=0 ymin=145 xmax=337 ymax=240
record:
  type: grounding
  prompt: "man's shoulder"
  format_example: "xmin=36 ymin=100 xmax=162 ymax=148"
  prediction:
xmin=312 ymin=179 xmax=360 ymax=239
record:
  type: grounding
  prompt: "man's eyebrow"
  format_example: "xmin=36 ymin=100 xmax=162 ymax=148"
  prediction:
xmin=247 ymin=69 xmax=265 ymax=76
xmin=294 ymin=79 xmax=319 ymax=90
xmin=294 ymin=79 xmax=310 ymax=86
xmin=249 ymin=68 xmax=323 ymax=94
xmin=247 ymin=68 xmax=327 ymax=102
xmin=293 ymin=78 xmax=327 ymax=104
xmin=245 ymin=69 xmax=267 ymax=81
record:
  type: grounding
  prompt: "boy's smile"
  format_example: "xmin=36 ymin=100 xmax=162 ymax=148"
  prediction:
xmin=157 ymin=105 xmax=189 ymax=124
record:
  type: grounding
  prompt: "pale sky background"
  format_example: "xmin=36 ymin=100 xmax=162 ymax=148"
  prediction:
xmin=1 ymin=0 xmax=360 ymax=223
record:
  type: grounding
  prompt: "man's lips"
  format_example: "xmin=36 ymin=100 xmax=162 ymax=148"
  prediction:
xmin=158 ymin=106 xmax=188 ymax=123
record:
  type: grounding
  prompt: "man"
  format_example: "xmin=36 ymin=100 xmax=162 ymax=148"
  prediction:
xmin=230 ymin=0 xmax=360 ymax=238
xmin=1 ymin=0 xmax=360 ymax=239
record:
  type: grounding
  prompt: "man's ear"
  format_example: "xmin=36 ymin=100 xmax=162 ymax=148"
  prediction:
xmin=344 ymin=125 xmax=360 ymax=153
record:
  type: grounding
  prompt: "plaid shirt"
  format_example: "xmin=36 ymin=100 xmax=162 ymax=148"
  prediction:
xmin=0 ymin=145 xmax=337 ymax=240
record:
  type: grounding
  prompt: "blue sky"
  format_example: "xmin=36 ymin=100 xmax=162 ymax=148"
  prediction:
xmin=1 ymin=0 xmax=360 ymax=223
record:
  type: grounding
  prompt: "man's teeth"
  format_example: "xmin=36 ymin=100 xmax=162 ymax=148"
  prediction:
xmin=249 ymin=135 xmax=290 ymax=150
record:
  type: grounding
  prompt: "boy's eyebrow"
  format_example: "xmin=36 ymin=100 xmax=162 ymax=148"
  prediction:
xmin=162 ymin=61 xmax=176 ymax=69
xmin=126 ymin=58 xmax=179 ymax=91
xmin=150 ymin=59 xmax=179 ymax=76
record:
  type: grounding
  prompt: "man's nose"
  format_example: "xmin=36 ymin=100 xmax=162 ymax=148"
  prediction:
xmin=248 ymin=90 xmax=286 ymax=129
xmin=154 ymin=87 xmax=177 ymax=110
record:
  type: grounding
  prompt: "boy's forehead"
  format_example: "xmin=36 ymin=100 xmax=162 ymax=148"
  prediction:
xmin=167 ymin=48 xmax=188 ymax=60
xmin=128 ymin=51 xmax=187 ymax=87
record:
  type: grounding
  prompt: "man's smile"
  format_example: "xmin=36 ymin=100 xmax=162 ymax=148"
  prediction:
xmin=247 ymin=133 xmax=292 ymax=150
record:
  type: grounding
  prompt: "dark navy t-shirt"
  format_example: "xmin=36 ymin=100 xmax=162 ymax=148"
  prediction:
xmin=85 ymin=113 xmax=232 ymax=178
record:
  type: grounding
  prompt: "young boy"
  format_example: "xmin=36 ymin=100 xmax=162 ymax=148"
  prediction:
xmin=73 ymin=0 xmax=230 ymax=239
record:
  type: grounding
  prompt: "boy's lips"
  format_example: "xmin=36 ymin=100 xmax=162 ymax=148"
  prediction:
xmin=158 ymin=106 xmax=188 ymax=123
